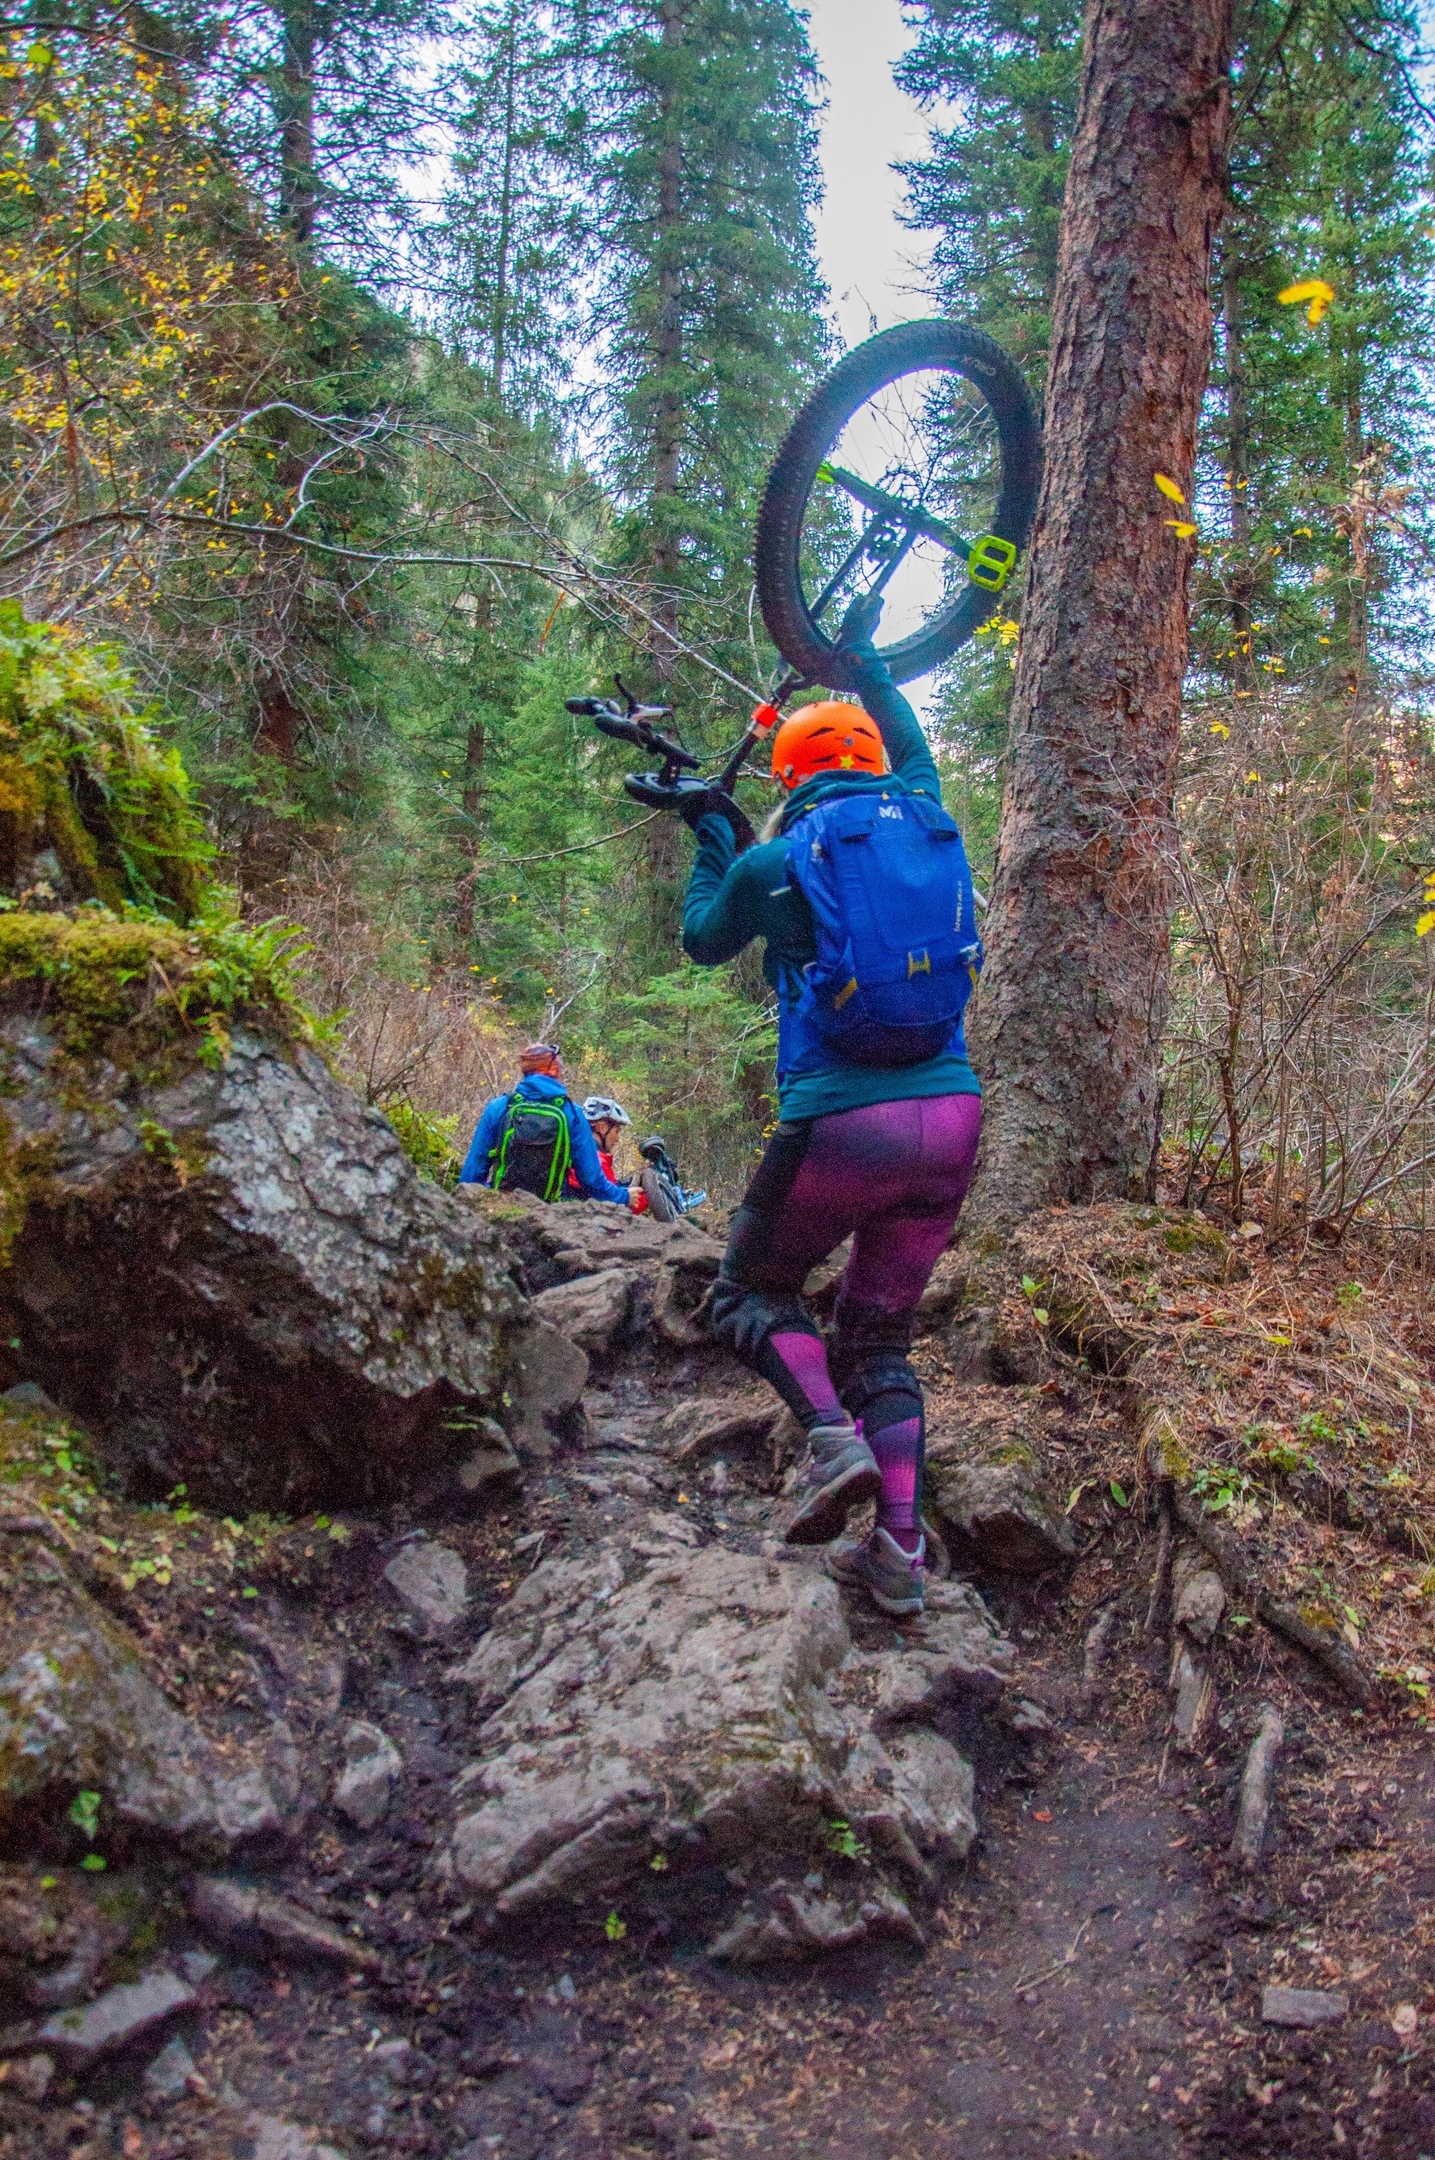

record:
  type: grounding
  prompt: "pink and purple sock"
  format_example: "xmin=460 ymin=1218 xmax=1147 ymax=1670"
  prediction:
xmin=753 ymin=1329 xmax=846 ymax=1431
xmin=867 ymin=1415 xmax=923 ymax=1553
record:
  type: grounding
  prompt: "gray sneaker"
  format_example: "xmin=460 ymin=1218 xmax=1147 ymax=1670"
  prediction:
xmin=826 ymin=1526 xmax=926 ymax=1617
xmin=783 ymin=1422 xmax=881 ymax=1546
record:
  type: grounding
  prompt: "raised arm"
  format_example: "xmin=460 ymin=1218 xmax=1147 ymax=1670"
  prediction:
xmin=838 ymin=638 xmax=942 ymax=799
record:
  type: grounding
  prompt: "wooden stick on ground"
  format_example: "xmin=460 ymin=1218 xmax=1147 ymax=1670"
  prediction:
xmin=1170 ymin=1490 xmax=1376 ymax=1707
xmin=1078 ymin=1602 xmax=1120 ymax=1717
xmin=1230 ymin=1703 xmax=1284 ymax=1869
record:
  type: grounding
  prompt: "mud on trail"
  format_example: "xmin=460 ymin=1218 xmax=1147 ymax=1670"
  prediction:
xmin=0 ymin=1194 xmax=1432 ymax=2160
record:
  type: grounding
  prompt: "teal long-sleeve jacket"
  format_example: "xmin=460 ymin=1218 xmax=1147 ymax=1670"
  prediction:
xmin=680 ymin=645 xmax=981 ymax=1121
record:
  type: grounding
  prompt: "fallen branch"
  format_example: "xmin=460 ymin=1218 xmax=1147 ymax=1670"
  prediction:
xmin=1169 ymin=1490 xmax=1376 ymax=1706
xmin=1230 ymin=1703 xmax=1284 ymax=1868
xmin=1013 ymin=1914 xmax=1094 ymax=1996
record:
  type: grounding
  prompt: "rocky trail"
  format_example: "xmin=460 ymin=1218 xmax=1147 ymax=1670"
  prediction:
xmin=1 ymin=1024 xmax=1433 ymax=2160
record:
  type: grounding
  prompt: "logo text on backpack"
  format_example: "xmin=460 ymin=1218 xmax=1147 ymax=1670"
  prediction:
xmin=879 ymin=804 xmax=903 ymax=819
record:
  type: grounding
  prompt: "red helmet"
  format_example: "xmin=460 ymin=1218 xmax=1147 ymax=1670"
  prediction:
xmin=770 ymin=701 xmax=884 ymax=791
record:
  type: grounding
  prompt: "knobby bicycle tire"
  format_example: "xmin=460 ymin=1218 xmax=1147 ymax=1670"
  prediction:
xmin=754 ymin=319 xmax=1042 ymax=689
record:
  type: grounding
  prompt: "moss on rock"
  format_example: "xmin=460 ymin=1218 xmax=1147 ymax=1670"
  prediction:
xmin=0 ymin=908 xmax=320 ymax=1078
xmin=0 ymin=606 xmax=209 ymax=921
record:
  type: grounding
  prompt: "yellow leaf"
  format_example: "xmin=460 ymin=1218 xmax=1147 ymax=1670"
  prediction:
xmin=1246 ymin=772 xmax=1261 ymax=783
xmin=1154 ymin=473 xmax=1186 ymax=505
xmin=1278 ymin=277 xmax=1335 ymax=325
xmin=1165 ymin=519 xmax=1199 ymax=538
xmin=1209 ymin=721 xmax=1230 ymax=737
xmin=1416 ymin=910 xmax=1435 ymax=938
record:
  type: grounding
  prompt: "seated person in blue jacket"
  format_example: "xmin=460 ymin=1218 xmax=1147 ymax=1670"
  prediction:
xmin=459 ymin=1044 xmax=636 ymax=1208
xmin=681 ymin=613 xmax=983 ymax=1620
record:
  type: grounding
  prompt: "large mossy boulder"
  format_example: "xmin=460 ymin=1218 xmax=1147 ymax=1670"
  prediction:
xmin=0 ymin=910 xmax=525 ymax=1511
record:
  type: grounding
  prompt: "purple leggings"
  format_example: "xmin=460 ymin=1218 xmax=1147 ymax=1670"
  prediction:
xmin=716 ymin=1094 xmax=982 ymax=1542
xmin=723 ymin=1092 xmax=983 ymax=1313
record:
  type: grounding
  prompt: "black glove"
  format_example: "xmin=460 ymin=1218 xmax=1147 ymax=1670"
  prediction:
xmin=836 ymin=587 xmax=886 ymax=652
xmin=821 ymin=589 xmax=888 ymax=694
xmin=673 ymin=778 xmax=730 ymax=830
xmin=623 ymin=771 xmax=755 ymax=852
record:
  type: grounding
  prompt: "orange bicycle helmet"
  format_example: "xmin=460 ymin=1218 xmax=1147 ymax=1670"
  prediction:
xmin=770 ymin=701 xmax=885 ymax=790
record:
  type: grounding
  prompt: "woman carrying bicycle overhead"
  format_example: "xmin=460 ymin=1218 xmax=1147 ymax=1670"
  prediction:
xmin=681 ymin=601 xmax=982 ymax=1618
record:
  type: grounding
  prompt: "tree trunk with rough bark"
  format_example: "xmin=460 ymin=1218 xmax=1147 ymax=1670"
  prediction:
xmin=279 ymin=0 xmax=317 ymax=246
xmin=968 ymin=0 xmax=1231 ymax=1222
xmin=641 ymin=0 xmax=688 ymax=942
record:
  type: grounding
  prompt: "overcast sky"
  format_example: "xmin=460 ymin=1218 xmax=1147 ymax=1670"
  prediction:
xmin=803 ymin=0 xmax=940 ymax=343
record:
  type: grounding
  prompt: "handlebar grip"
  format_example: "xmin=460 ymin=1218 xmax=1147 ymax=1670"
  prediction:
xmin=566 ymin=697 xmax=605 ymax=717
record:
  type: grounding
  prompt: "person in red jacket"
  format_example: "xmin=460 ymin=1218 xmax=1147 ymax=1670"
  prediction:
xmin=575 ymin=1095 xmax=649 ymax=1212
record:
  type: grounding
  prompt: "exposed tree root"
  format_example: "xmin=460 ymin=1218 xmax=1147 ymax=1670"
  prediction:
xmin=1169 ymin=1488 xmax=1376 ymax=1706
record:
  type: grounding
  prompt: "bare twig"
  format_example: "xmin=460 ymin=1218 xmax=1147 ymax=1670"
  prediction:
xmin=1013 ymin=1915 xmax=1095 ymax=1996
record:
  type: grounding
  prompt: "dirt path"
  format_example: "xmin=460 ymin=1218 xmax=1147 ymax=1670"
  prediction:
xmin=7 ymin=1210 xmax=1435 ymax=2160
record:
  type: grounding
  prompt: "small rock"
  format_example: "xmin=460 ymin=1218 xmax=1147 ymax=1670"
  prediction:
xmin=24 ymin=1928 xmax=106 ymax=2009
xmin=454 ymin=1419 xmax=521 ymax=1496
xmin=708 ymin=1882 xmax=923 ymax=1965
xmin=5 ymin=2052 xmax=54 ymax=2102
xmin=1004 ymin=1696 xmax=1054 ymax=1735
xmin=334 ymin=1721 xmax=403 ymax=1831
xmin=531 ymin=1268 xmax=633 ymax=1356
xmin=144 ymin=2034 xmax=197 ymax=2100
xmin=1390 ymin=2002 xmax=1420 ymax=2039
xmin=190 ymin=1877 xmax=379 ymax=1971
xmin=247 ymin=2116 xmax=346 ymax=2160
xmin=370 ymin=2037 xmax=417 ymax=2082
xmin=657 ymin=1395 xmax=786 ymax=1470
xmin=1172 ymin=1546 xmax=1226 ymax=1645
xmin=0 ymin=1582 xmax=282 ymax=1855
xmin=1261 ymin=1984 xmax=1348 ymax=2028
xmin=383 ymin=1537 xmax=468 ymax=1636
xmin=0 ymin=1382 xmax=63 ymax=1418
xmin=924 ymin=1457 xmax=1077 ymax=1572
xmin=39 ymin=1968 xmax=194 ymax=2064
xmin=556 ymin=1972 xmax=576 ymax=2001
xmin=179 ymin=1949 xmax=219 ymax=1985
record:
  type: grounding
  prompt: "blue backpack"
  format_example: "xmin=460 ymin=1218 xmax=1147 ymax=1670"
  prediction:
xmin=783 ymin=784 xmax=982 ymax=1069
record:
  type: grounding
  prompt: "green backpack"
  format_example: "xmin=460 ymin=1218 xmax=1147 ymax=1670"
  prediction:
xmin=491 ymin=1095 xmax=573 ymax=1201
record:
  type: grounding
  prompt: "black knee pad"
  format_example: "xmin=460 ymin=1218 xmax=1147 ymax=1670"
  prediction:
xmin=831 ymin=1296 xmax=914 ymax=1377
xmin=839 ymin=1351 xmax=922 ymax=1429
xmin=708 ymin=1278 xmax=817 ymax=1365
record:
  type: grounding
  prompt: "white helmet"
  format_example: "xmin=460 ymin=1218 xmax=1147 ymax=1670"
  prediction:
xmin=582 ymin=1095 xmax=631 ymax=1126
